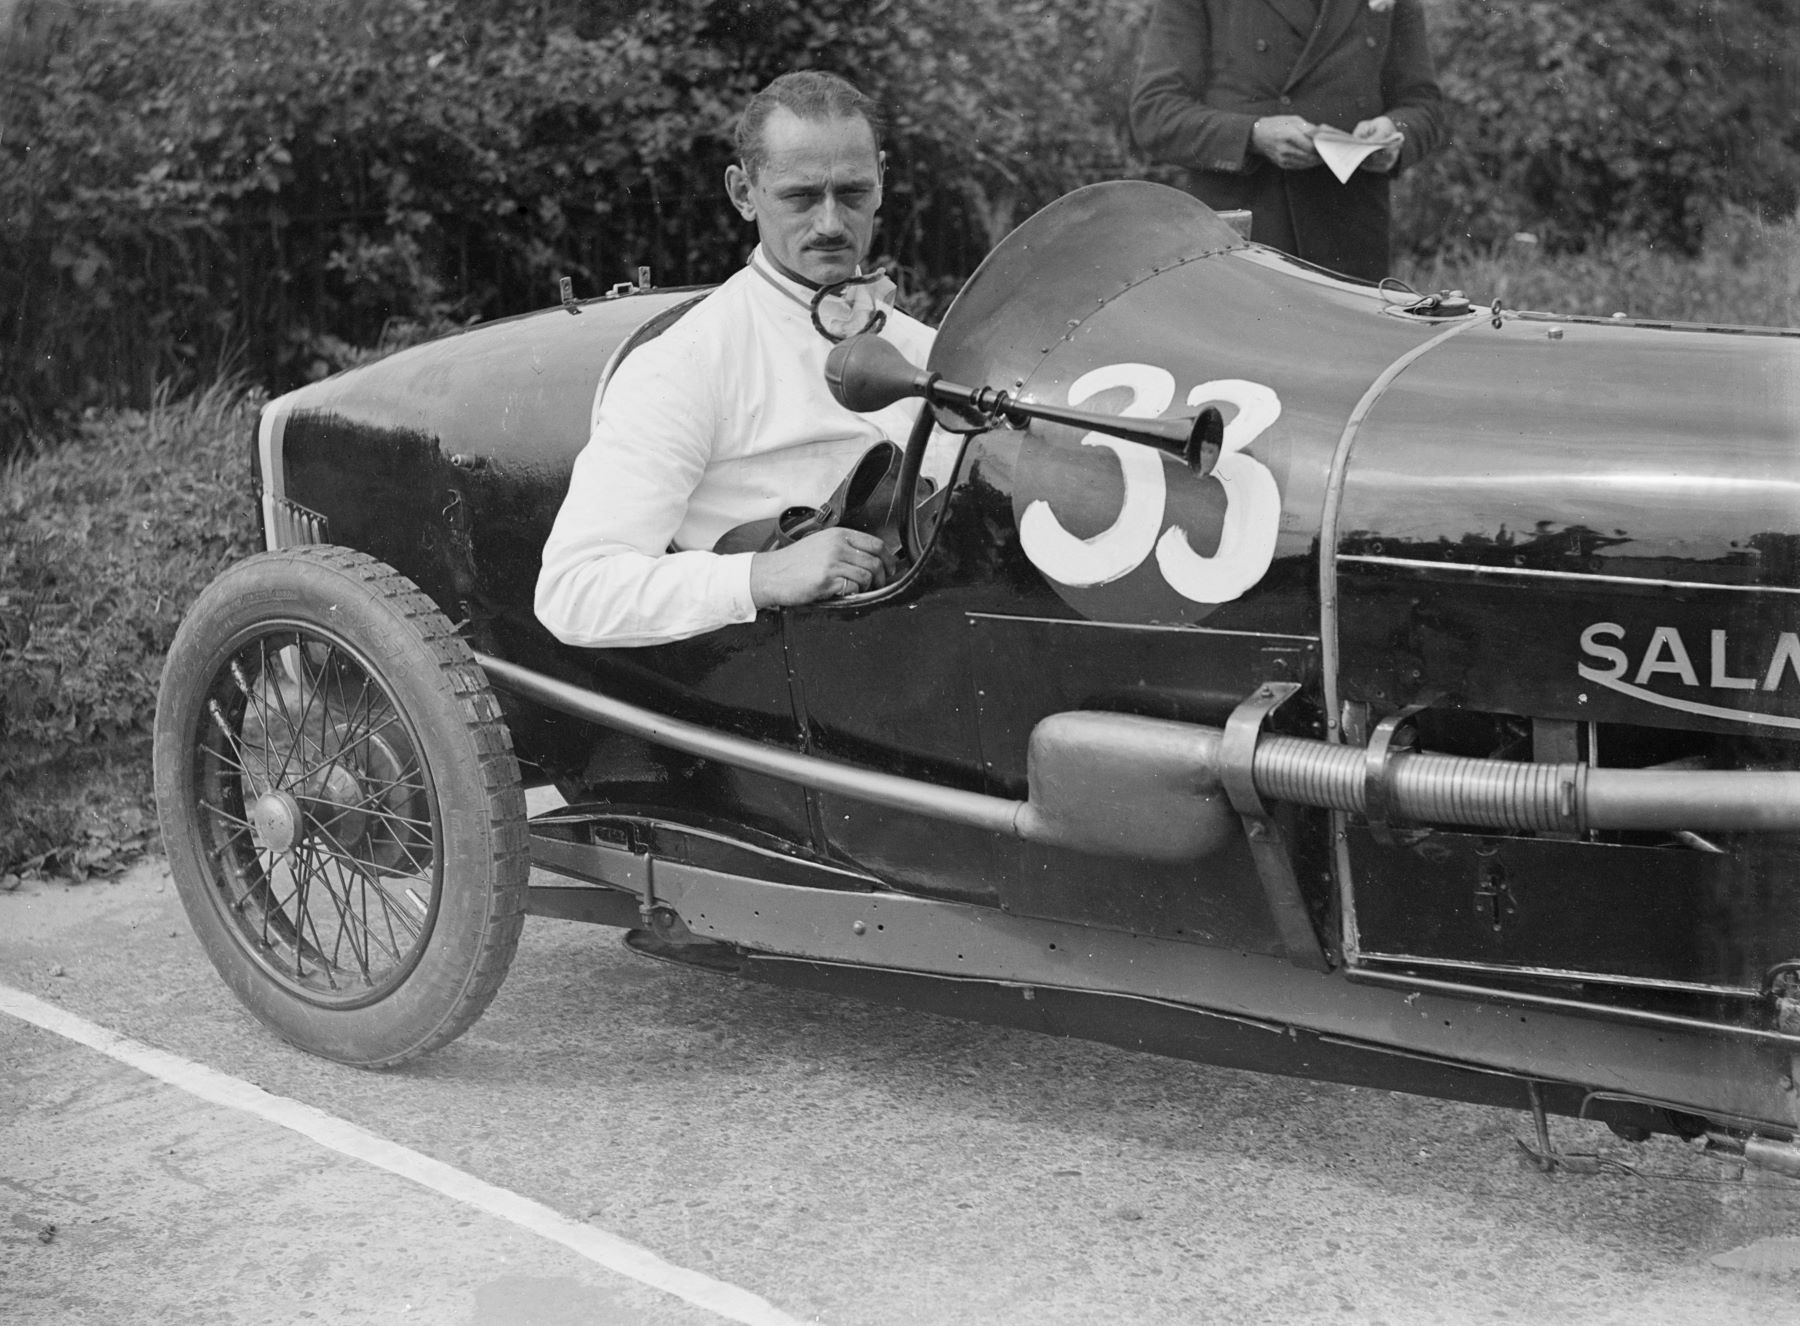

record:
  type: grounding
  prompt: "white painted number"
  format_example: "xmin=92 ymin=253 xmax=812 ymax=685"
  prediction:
xmin=1018 ymin=363 xmax=1173 ymax=587
xmin=1020 ymin=364 xmax=1283 ymax=603
xmin=1156 ymin=380 xmax=1283 ymax=602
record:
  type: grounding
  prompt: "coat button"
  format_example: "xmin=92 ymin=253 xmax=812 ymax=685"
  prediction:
xmin=1256 ymin=38 xmax=1269 ymax=52
xmin=1367 ymin=36 xmax=1377 ymax=48
xmin=1279 ymin=95 xmax=1292 ymax=105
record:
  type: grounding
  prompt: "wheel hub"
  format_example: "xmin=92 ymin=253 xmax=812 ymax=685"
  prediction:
xmin=248 ymin=789 xmax=305 ymax=854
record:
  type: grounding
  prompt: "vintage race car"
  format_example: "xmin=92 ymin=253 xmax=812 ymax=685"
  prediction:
xmin=154 ymin=182 xmax=1800 ymax=1175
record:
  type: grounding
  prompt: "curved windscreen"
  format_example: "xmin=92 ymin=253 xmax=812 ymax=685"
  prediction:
xmin=928 ymin=181 xmax=1246 ymax=414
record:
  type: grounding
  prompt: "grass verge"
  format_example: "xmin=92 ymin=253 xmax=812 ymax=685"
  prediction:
xmin=1398 ymin=208 xmax=1800 ymax=328
xmin=1 ymin=379 xmax=261 ymax=886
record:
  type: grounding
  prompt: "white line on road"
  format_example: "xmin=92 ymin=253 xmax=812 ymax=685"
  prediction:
xmin=0 ymin=981 xmax=813 ymax=1326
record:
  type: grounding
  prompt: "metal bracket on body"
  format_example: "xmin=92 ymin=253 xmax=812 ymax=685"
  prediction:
xmin=1222 ymin=682 xmax=1330 ymax=973
xmin=1364 ymin=699 xmax=1435 ymax=847
xmin=605 ymin=265 xmax=655 ymax=299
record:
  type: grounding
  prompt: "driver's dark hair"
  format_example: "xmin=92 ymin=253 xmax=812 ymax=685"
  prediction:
xmin=735 ymin=71 xmax=885 ymax=179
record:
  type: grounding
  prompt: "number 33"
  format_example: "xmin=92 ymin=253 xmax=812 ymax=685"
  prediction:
xmin=1018 ymin=362 xmax=1282 ymax=603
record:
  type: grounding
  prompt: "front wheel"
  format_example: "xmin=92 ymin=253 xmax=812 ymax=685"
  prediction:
xmin=153 ymin=546 xmax=528 ymax=1066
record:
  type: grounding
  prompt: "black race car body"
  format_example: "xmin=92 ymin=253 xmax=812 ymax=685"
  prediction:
xmin=158 ymin=182 xmax=1800 ymax=1169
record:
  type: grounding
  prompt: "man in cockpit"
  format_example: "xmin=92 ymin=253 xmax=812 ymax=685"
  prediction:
xmin=536 ymin=71 xmax=943 ymax=649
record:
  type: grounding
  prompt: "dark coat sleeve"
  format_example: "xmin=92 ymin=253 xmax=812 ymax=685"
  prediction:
xmin=1381 ymin=0 xmax=1448 ymax=173
xmin=1129 ymin=0 xmax=1259 ymax=175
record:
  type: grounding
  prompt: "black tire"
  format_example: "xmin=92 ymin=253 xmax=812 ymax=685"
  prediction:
xmin=153 ymin=546 xmax=528 ymax=1067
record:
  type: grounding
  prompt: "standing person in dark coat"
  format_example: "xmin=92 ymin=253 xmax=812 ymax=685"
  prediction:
xmin=1130 ymin=0 xmax=1448 ymax=283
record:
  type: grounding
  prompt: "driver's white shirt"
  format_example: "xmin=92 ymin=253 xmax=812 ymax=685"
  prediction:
xmin=535 ymin=248 xmax=943 ymax=648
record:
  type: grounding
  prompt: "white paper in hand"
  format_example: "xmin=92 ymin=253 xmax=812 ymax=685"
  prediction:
xmin=1312 ymin=126 xmax=1402 ymax=184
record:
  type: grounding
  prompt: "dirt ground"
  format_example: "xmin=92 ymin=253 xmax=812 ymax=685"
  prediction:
xmin=5 ymin=859 xmax=1800 ymax=1325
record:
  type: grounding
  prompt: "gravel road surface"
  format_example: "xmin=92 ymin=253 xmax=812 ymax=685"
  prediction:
xmin=4 ymin=859 xmax=1799 ymax=1325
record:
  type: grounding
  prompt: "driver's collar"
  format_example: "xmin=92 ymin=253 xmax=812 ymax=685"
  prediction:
xmin=749 ymin=246 xmax=861 ymax=310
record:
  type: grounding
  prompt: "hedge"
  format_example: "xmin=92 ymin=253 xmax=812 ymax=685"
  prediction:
xmin=5 ymin=1 xmax=1797 ymax=453
xmin=0 ymin=0 xmax=1145 ymax=452
xmin=1400 ymin=0 xmax=1800 ymax=255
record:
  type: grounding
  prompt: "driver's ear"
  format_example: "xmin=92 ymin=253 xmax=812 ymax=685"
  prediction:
xmin=725 ymin=163 xmax=756 ymax=221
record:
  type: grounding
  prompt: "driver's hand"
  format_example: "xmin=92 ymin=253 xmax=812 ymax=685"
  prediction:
xmin=749 ymin=528 xmax=894 ymax=608
xmin=1250 ymin=115 xmax=1320 ymax=171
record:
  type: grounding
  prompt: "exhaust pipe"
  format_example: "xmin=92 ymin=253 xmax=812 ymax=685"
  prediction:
xmin=1252 ymin=735 xmax=1800 ymax=834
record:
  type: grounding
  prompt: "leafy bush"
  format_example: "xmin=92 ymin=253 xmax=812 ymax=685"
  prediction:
xmin=0 ymin=379 xmax=260 ymax=877
xmin=9 ymin=0 xmax=1794 ymax=451
xmin=0 ymin=0 xmax=1145 ymax=453
xmin=1397 ymin=0 xmax=1800 ymax=255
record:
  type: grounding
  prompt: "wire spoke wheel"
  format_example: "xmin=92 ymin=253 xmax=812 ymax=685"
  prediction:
xmin=198 ymin=629 xmax=437 ymax=1002
xmin=156 ymin=547 xmax=528 ymax=1066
